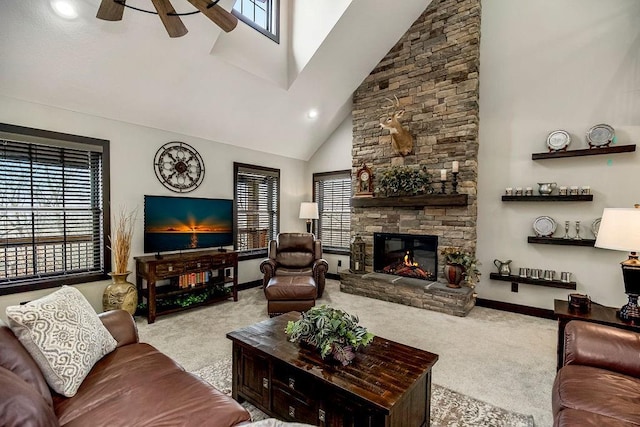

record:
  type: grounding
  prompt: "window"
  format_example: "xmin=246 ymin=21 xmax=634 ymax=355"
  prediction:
xmin=313 ymin=171 xmax=351 ymax=251
xmin=0 ymin=123 xmax=110 ymax=295
xmin=233 ymin=0 xmax=279 ymax=43
xmin=234 ymin=163 xmax=279 ymax=252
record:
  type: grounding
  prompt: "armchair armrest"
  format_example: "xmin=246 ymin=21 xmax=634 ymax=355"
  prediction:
xmin=99 ymin=309 xmax=139 ymax=348
xmin=260 ymin=258 xmax=277 ymax=289
xmin=563 ymin=320 xmax=640 ymax=377
xmin=312 ymin=258 xmax=329 ymax=298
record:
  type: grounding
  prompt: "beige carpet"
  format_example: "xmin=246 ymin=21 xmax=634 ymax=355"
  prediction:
xmin=137 ymin=280 xmax=556 ymax=426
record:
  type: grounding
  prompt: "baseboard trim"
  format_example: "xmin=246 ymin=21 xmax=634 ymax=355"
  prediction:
xmin=476 ymin=298 xmax=555 ymax=320
xmin=238 ymin=280 xmax=262 ymax=291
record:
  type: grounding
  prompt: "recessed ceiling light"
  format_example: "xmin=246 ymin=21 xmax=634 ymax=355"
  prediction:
xmin=307 ymin=109 xmax=319 ymax=119
xmin=51 ymin=0 xmax=78 ymax=19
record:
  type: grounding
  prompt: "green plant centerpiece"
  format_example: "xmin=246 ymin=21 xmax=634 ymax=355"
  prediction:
xmin=375 ymin=165 xmax=433 ymax=197
xmin=285 ymin=305 xmax=374 ymax=366
xmin=440 ymin=247 xmax=481 ymax=288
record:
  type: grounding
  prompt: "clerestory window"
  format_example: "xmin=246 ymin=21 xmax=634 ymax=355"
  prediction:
xmin=232 ymin=0 xmax=279 ymax=43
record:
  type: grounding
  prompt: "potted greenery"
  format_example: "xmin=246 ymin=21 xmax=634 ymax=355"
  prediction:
xmin=440 ymin=247 xmax=481 ymax=289
xmin=375 ymin=165 xmax=433 ymax=197
xmin=285 ymin=305 xmax=374 ymax=366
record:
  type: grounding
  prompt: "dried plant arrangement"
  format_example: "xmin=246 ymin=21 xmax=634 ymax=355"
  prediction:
xmin=109 ymin=207 xmax=137 ymax=274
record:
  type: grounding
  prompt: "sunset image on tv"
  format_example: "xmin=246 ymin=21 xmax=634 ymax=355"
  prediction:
xmin=144 ymin=196 xmax=233 ymax=254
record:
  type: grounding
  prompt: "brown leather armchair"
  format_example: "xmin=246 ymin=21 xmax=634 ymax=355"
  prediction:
xmin=260 ymin=232 xmax=329 ymax=298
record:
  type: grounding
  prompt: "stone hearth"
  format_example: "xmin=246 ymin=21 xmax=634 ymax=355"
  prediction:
xmin=340 ymin=271 xmax=476 ymax=317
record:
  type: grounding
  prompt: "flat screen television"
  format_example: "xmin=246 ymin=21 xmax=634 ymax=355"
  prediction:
xmin=144 ymin=195 xmax=233 ymax=254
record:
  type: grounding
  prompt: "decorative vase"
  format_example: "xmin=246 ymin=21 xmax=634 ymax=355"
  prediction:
xmin=444 ymin=263 xmax=464 ymax=288
xmin=103 ymin=271 xmax=138 ymax=315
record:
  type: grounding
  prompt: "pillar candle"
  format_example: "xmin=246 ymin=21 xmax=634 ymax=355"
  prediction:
xmin=440 ymin=169 xmax=446 ymax=181
xmin=452 ymin=161 xmax=459 ymax=173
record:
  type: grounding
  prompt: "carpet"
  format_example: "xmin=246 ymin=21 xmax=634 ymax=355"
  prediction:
xmin=192 ymin=358 xmax=535 ymax=427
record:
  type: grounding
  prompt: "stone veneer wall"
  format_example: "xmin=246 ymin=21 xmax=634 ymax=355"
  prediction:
xmin=351 ymin=0 xmax=481 ymax=279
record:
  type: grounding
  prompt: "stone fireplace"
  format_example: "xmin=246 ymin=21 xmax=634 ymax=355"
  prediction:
xmin=340 ymin=0 xmax=481 ymax=316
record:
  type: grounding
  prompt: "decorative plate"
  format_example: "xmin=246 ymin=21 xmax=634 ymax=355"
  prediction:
xmin=533 ymin=216 xmax=557 ymax=237
xmin=591 ymin=217 xmax=601 ymax=238
xmin=154 ymin=141 xmax=205 ymax=193
xmin=546 ymin=130 xmax=571 ymax=152
xmin=586 ymin=124 xmax=615 ymax=148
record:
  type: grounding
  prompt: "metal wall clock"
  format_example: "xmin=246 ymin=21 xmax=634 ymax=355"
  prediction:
xmin=154 ymin=141 xmax=205 ymax=193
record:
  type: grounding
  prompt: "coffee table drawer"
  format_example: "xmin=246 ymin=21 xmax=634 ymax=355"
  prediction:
xmin=272 ymin=385 xmax=318 ymax=424
xmin=272 ymin=361 xmax=315 ymax=401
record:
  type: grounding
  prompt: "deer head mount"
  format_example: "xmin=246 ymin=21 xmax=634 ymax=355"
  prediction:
xmin=379 ymin=95 xmax=414 ymax=157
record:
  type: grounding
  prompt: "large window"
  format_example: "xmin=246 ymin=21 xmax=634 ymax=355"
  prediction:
xmin=0 ymin=123 xmax=110 ymax=295
xmin=313 ymin=171 xmax=350 ymax=252
xmin=234 ymin=163 xmax=279 ymax=252
xmin=233 ymin=0 xmax=279 ymax=43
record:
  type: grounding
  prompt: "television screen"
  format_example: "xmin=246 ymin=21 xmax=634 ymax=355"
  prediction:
xmin=144 ymin=195 xmax=233 ymax=254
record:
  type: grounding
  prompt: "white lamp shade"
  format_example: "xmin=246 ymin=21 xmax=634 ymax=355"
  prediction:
xmin=595 ymin=208 xmax=640 ymax=252
xmin=299 ymin=202 xmax=319 ymax=220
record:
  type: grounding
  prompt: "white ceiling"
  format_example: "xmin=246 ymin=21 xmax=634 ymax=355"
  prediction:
xmin=0 ymin=0 xmax=431 ymax=160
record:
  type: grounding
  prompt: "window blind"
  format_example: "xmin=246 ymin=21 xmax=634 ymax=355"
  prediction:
xmin=0 ymin=140 xmax=104 ymax=287
xmin=313 ymin=171 xmax=351 ymax=250
xmin=234 ymin=163 xmax=279 ymax=251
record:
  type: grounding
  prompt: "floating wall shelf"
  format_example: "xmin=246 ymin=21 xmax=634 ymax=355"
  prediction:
xmin=501 ymin=195 xmax=593 ymax=202
xmin=531 ymin=144 xmax=636 ymax=160
xmin=489 ymin=273 xmax=576 ymax=290
xmin=527 ymin=236 xmax=596 ymax=247
xmin=351 ymin=193 xmax=468 ymax=208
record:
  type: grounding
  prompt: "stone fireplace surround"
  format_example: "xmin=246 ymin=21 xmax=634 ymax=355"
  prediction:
xmin=340 ymin=0 xmax=481 ymax=316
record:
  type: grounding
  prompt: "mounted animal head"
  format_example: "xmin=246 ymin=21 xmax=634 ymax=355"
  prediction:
xmin=379 ymin=95 xmax=414 ymax=156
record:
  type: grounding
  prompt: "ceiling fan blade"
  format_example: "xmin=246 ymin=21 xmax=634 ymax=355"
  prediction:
xmin=186 ymin=0 xmax=238 ymax=33
xmin=150 ymin=0 xmax=188 ymax=38
xmin=96 ymin=0 xmax=125 ymax=21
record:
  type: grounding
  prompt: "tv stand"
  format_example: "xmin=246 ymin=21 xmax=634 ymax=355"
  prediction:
xmin=134 ymin=249 xmax=238 ymax=324
xmin=218 ymin=247 xmax=228 ymax=253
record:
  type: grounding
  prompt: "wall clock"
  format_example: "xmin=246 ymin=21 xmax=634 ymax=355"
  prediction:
xmin=154 ymin=142 xmax=205 ymax=193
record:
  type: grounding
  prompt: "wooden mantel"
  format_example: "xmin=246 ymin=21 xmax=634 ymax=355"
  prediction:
xmin=351 ymin=193 xmax=468 ymax=208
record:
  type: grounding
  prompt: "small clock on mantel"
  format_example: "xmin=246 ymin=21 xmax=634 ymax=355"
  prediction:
xmin=355 ymin=163 xmax=374 ymax=197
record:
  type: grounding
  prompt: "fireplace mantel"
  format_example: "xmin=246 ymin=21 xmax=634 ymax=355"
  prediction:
xmin=351 ymin=194 xmax=468 ymax=208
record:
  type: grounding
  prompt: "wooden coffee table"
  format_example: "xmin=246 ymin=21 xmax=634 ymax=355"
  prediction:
xmin=226 ymin=312 xmax=439 ymax=426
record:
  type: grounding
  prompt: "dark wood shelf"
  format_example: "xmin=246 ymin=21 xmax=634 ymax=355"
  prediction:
xmin=152 ymin=278 xmax=233 ymax=298
xmin=489 ymin=273 xmax=576 ymax=290
xmin=527 ymin=236 xmax=596 ymax=247
xmin=351 ymin=193 xmax=468 ymax=208
xmin=502 ymin=195 xmax=593 ymax=202
xmin=155 ymin=294 xmax=234 ymax=317
xmin=532 ymin=144 xmax=636 ymax=160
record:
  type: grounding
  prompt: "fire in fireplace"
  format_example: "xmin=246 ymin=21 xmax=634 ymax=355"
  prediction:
xmin=373 ymin=233 xmax=438 ymax=281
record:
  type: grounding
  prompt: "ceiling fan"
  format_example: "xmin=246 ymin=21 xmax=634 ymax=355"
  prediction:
xmin=96 ymin=0 xmax=240 ymax=38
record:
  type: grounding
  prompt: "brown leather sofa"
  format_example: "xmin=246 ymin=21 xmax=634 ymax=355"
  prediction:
xmin=552 ymin=320 xmax=640 ymax=426
xmin=0 ymin=309 xmax=251 ymax=427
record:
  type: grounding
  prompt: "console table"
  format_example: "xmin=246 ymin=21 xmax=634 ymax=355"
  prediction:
xmin=227 ymin=312 xmax=439 ymax=426
xmin=135 ymin=249 xmax=238 ymax=323
xmin=553 ymin=299 xmax=640 ymax=370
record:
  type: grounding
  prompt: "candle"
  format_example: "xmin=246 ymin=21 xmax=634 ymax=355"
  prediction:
xmin=440 ymin=169 xmax=446 ymax=181
xmin=452 ymin=161 xmax=459 ymax=173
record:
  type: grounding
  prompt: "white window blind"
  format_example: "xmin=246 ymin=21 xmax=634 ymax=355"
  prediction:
xmin=0 ymin=140 xmax=105 ymax=289
xmin=234 ymin=163 xmax=279 ymax=251
xmin=313 ymin=171 xmax=351 ymax=250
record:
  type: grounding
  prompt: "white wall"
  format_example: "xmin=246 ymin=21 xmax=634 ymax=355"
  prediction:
xmin=477 ymin=0 xmax=640 ymax=309
xmin=0 ymin=95 xmax=308 ymax=316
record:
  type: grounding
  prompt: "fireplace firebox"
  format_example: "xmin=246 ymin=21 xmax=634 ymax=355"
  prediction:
xmin=373 ymin=233 xmax=438 ymax=281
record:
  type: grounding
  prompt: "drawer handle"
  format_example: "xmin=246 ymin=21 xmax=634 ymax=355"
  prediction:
xmin=262 ymin=378 xmax=269 ymax=389
xmin=318 ymin=408 xmax=326 ymax=422
xmin=288 ymin=377 xmax=295 ymax=389
xmin=289 ymin=405 xmax=295 ymax=418
xmin=168 ymin=265 xmax=173 ymax=272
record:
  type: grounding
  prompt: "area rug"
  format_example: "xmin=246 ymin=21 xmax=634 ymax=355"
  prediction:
xmin=192 ymin=359 xmax=535 ymax=427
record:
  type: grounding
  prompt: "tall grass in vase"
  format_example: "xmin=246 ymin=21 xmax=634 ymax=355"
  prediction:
xmin=103 ymin=207 xmax=138 ymax=314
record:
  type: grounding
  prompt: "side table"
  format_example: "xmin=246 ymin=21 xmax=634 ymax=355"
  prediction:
xmin=553 ymin=299 xmax=640 ymax=370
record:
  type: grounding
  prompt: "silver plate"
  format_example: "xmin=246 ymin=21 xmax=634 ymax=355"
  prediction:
xmin=586 ymin=124 xmax=615 ymax=148
xmin=546 ymin=130 xmax=571 ymax=151
xmin=533 ymin=216 xmax=557 ymax=237
xmin=591 ymin=217 xmax=601 ymax=238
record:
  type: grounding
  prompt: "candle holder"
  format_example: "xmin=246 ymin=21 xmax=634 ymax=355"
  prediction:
xmin=440 ymin=180 xmax=446 ymax=194
xmin=451 ymin=172 xmax=459 ymax=194
xmin=574 ymin=221 xmax=582 ymax=240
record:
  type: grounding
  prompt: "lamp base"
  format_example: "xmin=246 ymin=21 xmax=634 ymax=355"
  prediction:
xmin=306 ymin=221 xmax=312 ymax=233
xmin=619 ymin=294 xmax=640 ymax=322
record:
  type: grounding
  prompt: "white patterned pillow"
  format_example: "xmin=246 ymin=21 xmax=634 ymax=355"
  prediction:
xmin=5 ymin=286 xmax=117 ymax=397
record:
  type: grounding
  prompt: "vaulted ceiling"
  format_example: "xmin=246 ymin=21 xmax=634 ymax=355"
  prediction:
xmin=0 ymin=0 xmax=431 ymax=160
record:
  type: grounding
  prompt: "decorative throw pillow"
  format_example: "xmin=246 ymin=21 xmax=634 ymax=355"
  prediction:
xmin=5 ymin=286 xmax=117 ymax=397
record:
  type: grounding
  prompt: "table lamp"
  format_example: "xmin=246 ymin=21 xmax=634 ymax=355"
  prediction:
xmin=299 ymin=202 xmax=318 ymax=233
xmin=594 ymin=206 xmax=640 ymax=322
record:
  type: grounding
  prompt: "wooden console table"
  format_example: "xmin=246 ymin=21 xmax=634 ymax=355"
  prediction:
xmin=227 ymin=312 xmax=439 ymax=426
xmin=135 ymin=249 xmax=238 ymax=323
xmin=553 ymin=299 xmax=640 ymax=370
